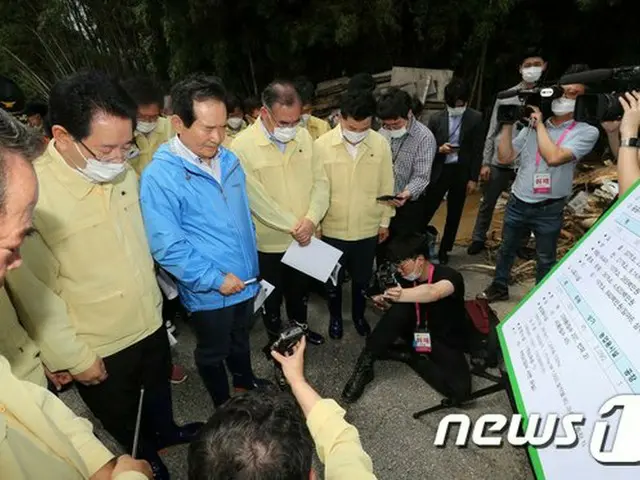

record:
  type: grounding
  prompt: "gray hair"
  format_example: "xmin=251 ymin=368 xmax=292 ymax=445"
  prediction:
xmin=261 ymin=80 xmax=301 ymax=110
xmin=0 ymin=109 xmax=42 ymax=212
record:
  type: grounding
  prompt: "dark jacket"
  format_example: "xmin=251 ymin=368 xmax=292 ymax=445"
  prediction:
xmin=427 ymin=108 xmax=484 ymax=184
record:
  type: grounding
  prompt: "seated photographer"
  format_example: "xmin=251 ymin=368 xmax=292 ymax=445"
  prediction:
xmin=188 ymin=337 xmax=376 ymax=480
xmin=614 ymin=91 xmax=640 ymax=195
xmin=479 ymin=65 xmax=599 ymax=302
xmin=342 ymin=233 xmax=471 ymax=404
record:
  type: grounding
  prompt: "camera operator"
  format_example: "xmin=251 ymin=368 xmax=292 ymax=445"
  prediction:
xmin=611 ymin=91 xmax=640 ymax=195
xmin=468 ymin=49 xmax=548 ymax=255
xmin=479 ymin=65 xmax=599 ymax=302
xmin=342 ymin=233 xmax=471 ymax=404
xmin=188 ymin=337 xmax=376 ymax=480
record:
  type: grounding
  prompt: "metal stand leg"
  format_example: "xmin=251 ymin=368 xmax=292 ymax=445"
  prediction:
xmin=412 ymin=371 xmax=506 ymax=419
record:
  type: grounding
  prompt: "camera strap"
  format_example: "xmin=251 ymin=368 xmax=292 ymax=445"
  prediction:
xmin=533 ymin=121 xmax=576 ymax=195
xmin=534 ymin=121 xmax=577 ymax=169
xmin=413 ymin=264 xmax=434 ymax=353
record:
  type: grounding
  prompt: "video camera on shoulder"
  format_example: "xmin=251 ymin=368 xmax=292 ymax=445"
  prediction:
xmin=558 ymin=66 xmax=640 ymax=124
xmin=496 ymin=85 xmax=564 ymax=125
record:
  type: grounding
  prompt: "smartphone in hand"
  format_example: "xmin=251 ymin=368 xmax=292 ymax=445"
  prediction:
xmin=376 ymin=195 xmax=401 ymax=201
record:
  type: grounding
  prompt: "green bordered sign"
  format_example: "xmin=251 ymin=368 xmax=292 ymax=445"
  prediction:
xmin=498 ymin=180 xmax=640 ymax=479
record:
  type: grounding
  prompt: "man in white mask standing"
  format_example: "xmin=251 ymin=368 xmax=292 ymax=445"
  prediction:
xmin=468 ymin=49 xmax=548 ymax=256
xmin=231 ymin=80 xmax=330 ymax=351
xmin=424 ymin=78 xmax=484 ymax=265
xmin=121 ymin=77 xmax=174 ymax=176
xmin=9 ymin=71 xmax=202 ymax=478
xmin=479 ymin=65 xmax=599 ymax=302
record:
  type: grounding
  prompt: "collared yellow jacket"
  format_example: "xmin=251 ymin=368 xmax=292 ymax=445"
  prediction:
xmin=9 ymin=141 xmax=163 ymax=375
xmin=0 ymin=355 xmax=145 ymax=480
xmin=0 ymin=285 xmax=46 ymax=387
xmin=222 ymin=121 xmax=248 ymax=148
xmin=316 ymin=126 xmax=395 ymax=241
xmin=305 ymin=115 xmax=331 ymax=141
xmin=130 ymin=116 xmax=173 ymax=176
xmin=231 ymin=120 xmax=330 ymax=253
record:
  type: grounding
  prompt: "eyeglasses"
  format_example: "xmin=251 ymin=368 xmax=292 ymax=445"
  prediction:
xmin=266 ymin=107 xmax=301 ymax=128
xmin=77 ymin=140 xmax=137 ymax=162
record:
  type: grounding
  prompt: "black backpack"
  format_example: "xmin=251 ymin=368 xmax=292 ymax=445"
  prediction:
xmin=464 ymin=298 xmax=501 ymax=370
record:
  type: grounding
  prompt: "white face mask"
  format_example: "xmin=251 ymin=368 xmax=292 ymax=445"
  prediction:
xmin=301 ymin=113 xmax=311 ymax=126
xmin=551 ymin=97 xmax=576 ymax=117
xmin=136 ymin=120 xmax=157 ymax=134
xmin=272 ymin=126 xmax=298 ymax=143
xmin=521 ymin=66 xmax=543 ymax=84
xmin=342 ymin=128 xmax=369 ymax=145
xmin=402 ymin=262 xmax=422 ymax=282
xmin=227 ymin=117 xmax=244 ymax=130
xmin=447 ymin=106 xmax=466 ymax=117
xmin=74 ymin=143 xmax=127 ymax=183
xmin=388 ymin=127 xmax=407 ymax=139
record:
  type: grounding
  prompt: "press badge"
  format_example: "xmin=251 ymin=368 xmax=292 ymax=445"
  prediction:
xmin=533 ymin=172 xmax=551 ymax=194
xmin=413 ymin=329 xmax=432 ymax=354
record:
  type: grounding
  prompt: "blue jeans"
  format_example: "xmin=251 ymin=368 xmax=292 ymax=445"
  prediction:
xmin=493 ymin=195 xmax=565 ymax=289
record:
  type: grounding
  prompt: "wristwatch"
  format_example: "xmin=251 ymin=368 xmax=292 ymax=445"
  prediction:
xmin=620 ymin=137 xmax=639 ymax=148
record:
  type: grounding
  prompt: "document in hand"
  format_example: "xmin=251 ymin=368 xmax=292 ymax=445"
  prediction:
xmin=281 ymin=237 xmax=343 ymax=284
xmin=254 ymin=279 xmax=276 ymax=313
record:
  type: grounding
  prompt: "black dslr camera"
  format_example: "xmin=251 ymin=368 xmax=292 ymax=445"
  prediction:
xmin=496 ymin=85 xmax=564 ymax=125
xmin=271 ymin=325 xmax=305 ymax=356
xmin=368 ymin=261 xmax=400 ymax=297
xmin=561 ymin=66 xmax=640 ymax=124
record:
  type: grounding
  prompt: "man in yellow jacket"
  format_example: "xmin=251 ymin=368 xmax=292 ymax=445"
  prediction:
xmin=121 ymin=77 xmax=174 ymax=176
xmin=315 ymin=91 xmax=394 ymax=339
xmin=0 ymin=108 xmax=151 ymax=479
xmin=295 ymin=76 xmax=331 ymax=140
xmin=231 ymin=80 xmax=330 ymax=347
xmin=9 ymin=72 xmax=201 ymax=479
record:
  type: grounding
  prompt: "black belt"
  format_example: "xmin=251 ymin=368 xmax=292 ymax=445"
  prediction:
xmin=514 ymin=195 xmax=567 ymax=208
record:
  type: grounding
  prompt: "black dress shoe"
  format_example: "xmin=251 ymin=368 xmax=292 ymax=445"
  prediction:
xmin=148 ymin=456 xmax=170 ymax=480
xmin=353 ymin=317 xmax=371 ymax=337
xmin=477 ymin=283 xmax=509 ymax=303
xmin=234 ymin=377 xmax=273 ymax=393
xmin=156 ymin=422 xmax=204 ymax=449
xmin=467 ymin=241 xmax=485 ymax=255
xmin=438 ymin=250 xmax=449 ymax=265
xmin=342 ymin=350 xmax=375 ymax=403
xmin=329 ymin=316 xmax=343 ymax=339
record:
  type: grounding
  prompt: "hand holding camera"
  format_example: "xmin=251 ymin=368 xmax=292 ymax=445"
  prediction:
xmin=619 ymin=91 xmax=640 ymax=138
xmin=271 ymin=336 xmax=306 ymax=386
xmin=527 ymin=105 xmax=543 ymax=128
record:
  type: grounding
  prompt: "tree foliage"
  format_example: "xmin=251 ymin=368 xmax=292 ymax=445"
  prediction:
xmin=1 ymin=0 xmax=638 ymax=111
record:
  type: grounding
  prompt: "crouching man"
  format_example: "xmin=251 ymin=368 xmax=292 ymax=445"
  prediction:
xmin=342 ymin=233 xmax=471 ymax=403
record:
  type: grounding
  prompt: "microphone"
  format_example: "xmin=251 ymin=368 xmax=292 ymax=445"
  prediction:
xmin=559 ymin=68 xmax=613 ymax=85
xmin=496 ymin=88 xmax=522 ymax=100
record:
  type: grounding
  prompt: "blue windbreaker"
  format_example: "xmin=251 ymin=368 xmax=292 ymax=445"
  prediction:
xmin=139 ymin=143 xmax=259 ymax=312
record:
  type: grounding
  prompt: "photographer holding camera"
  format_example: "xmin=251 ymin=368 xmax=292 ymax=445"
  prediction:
xmin=479 ymin=65 xmax=599 ymax=302
xmin=342 ymin=233 xmax=471 ymax=404
xmin=613 ymin=91 xmax=640 ymax=195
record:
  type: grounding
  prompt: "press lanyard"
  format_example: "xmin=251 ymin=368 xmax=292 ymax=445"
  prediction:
xmin=414 ymin=264 xmax=435 ymax=329
xmin=534 ymin=121 xmax=577 ymax=169
xmin=392 ymin=134 xmax=409 ymax=164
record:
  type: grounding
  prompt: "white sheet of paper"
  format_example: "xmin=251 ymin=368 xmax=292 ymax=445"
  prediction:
xmin=499 ymin=183 xmax=640 ymax=480
xmin=281 ymin=237 xmax=344 ymax=283
xmin=156 ymin=269 xmax=179 ymax=300
xmin=254 ymin=279 xmax=275 ymax=313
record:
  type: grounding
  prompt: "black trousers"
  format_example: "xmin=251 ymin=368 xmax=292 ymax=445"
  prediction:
xmin=190 ymin=299 xmax=255 ymax=406
xmin=423 ymin=163 xmax=469 ymax=253
xmin=76 ymin=327 xmax=174 ymax=458
xmin=258 ymin=251 xmax=309 ymax=338
xmin=366 ymin=303 xmax=471 ymax=400
xmin=323 ymin=236 xmax=378 ymax=321
xmin=377 ymin=199 xmax=426 ymax=265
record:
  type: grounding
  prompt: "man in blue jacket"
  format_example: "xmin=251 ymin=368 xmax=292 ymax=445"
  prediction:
xmin=140 ymin=74 xmax=268 ymax=408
